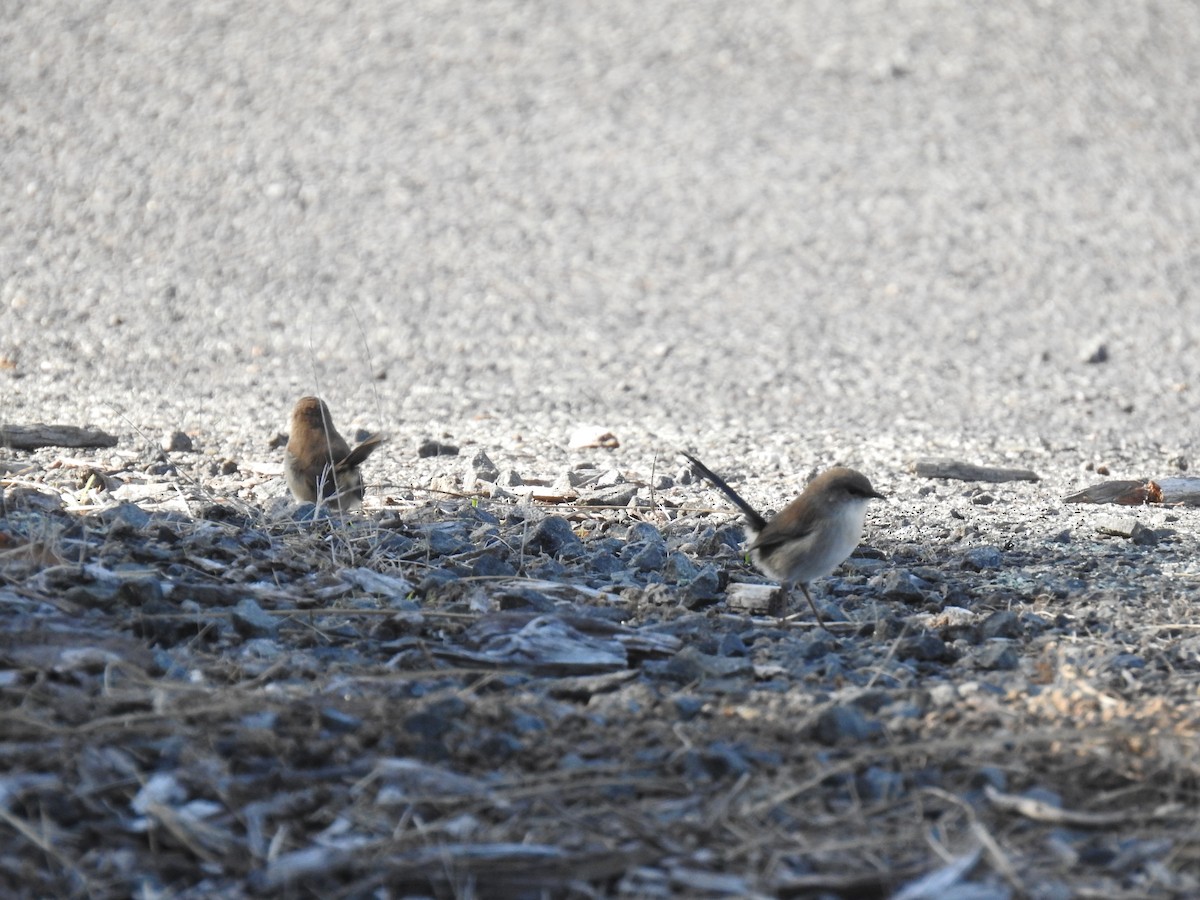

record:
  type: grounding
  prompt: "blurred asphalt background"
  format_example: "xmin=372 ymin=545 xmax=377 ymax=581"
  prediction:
xmin=3 ymin=1 xmax=1199 ymax=471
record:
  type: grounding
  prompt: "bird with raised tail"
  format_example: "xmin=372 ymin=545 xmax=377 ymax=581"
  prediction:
xmin=683 ymin=452 xmax=884 ymax=628
xmin=285 ymin=397 xmax=383 ymax=511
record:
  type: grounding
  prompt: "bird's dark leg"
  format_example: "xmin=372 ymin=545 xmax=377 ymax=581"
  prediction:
xmin=797 ymin=582 xmax=829 ymax=630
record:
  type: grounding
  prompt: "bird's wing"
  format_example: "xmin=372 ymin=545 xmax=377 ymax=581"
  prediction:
xmin=339 ymin=434 xmax=384 ymax=469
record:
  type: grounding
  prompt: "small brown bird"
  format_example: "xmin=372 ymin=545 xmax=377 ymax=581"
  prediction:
xmin=683 ymin=452 xmax=884 ymax=628
xmin=285 ymin=397 xmax=383 ymax=511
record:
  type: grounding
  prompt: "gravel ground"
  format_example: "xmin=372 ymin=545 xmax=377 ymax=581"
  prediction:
xmin=4 ymin=0 xmax=1200 ymax=896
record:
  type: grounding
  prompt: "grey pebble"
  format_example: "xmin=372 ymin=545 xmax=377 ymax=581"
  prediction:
xmin=975 ymin=642 xmax=1019 ymax=671
xmin=814 ymin=705 xmax=882 ymax=745
xmin=99 ymin=501 xmax=153 ymax=530
xmin=961 ymin=546 xmax=1004 ymax=570
xmin=628 ymin=542 xmax=667 ymax=572
xmin=526 ymin=516 xmax=585 ymax=559
xmin=673 ymin=696 xmax=705 ymax=721
xmin=664 ymin=646 xmax=754 ymax=682
xmin=857 ymin=766 xmax=906 ymax=802
xmin=1109 ymin=653 xmax=1145 ymax=671
xmin=320 ymin=707 xmax=363 ymax=734
xmin=162 ymin=430 xmax=193 ymax=453
xmin=626 ymin=522 xmax=663 ymax=544
xmin=679 ymin=566 xmax=721 ymax=609
xmin=581 ymin=484 xmax=639 ymax=507
xmin=896 ymin=633 xmax=956 ymax=663
xmin=231 ymin=598 xmax=277 ymax=639
xmin=873 ymin=570 xmax=928 ymax=602
xmin=980 ymin=610 xmax=1023 ymax=640
xmin=467 ymin=450 xmax=499 ymax=483
xmin=719 ymin=631 xmax=748 ymax=657
xmin=418 ymin=439 xmax=459 ymax=458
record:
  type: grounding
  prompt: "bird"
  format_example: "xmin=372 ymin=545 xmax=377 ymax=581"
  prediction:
xmin=285 ymin=397 xmax=383 ymax=511
xmin=682 ymin=452 xmax=884 ymax=628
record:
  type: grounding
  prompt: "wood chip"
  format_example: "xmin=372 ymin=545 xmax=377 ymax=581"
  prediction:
xmin=1064 ymin=476 xmax=1200 ymax=506
xmin=0 ymin=424 xmax=118 ymax=450
xmin=909 ymin=458 xmax=1039 ymax=483
xmin=724 ymin=582 xmax=779 ymax=614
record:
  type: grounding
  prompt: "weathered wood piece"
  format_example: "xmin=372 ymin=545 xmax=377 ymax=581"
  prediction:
xmin=1064 ymin=476 xmax=1200 ymax=506
xmin=909 ymin=458 xmax=1039 ymax=483
xmin=723 ymin=582 xmax=780 ymax=614
xmin=1 ymin=423 xmax=118 ymax=450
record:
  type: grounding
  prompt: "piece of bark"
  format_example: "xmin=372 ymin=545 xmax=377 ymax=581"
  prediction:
xmin=724 ymin=582 xmax=780 ymax=614
xmin=1064 ymin=477 xmax=1200 ymax=506
xmin=909 ymin=458 xmax=1039 ymax=483
xmin=1 ymin=423 xmax=118 ymax=450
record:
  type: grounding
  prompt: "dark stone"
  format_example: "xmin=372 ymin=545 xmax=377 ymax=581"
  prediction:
xmin=980 ymin=610 xmax=1023 ymax=640
xmin=874 ymin=570 xmax=927 ymax=602
xmin=961 ymin=546 xmax=1003 ymax=571
xmin=99 ymin=501 xmax=152 ymax=531
xmin=231 ymin=598 xmax=277 ymax=639
xmin=674 ymin=696 xmax=704 ymax=721
xmin=496 ymin=589 xmax=556 ymax=612
xmin=896 ymin=633 xmax=955 ymax=662
xmin=320 ymin=708 xmax=363 ymax=734
xmin=627 ymin=522 xmax=663 ymax=544
xmin=581 ymin=484 xmax=639 ymax=507
xmin=680 ymin=566 xmax=721 ymax=609
xmin=418 ymin=439 xmax=459 ymax=458
xmin=470 ymin=553 xmax=517 ymax=578
xmin=162 ymin=430 xmax=193 ymax=452
xmin=814 ymin=705 xmax=882 ymax=745
xmin=857 ymin=767 xmax=905 ymax=802
xmin=719 ymin=631 xmax=748 ymax=657
xmin=526 ymin=516 xmax=584 ymax=559
xmin=628 ymin=542 xmax=667 ymax=571
xmin=975 ymin=643 xmax=1019 ymax=671
xmin=468 ymin=450 xmax=499 ymax=483
xmin=1109 ymin=653 xmax=1145 ymax=671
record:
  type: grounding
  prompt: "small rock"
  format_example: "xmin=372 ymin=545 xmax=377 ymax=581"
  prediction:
xmin=526 ymin=516 xmax=584 ymax=559
xmin=814 ymin=705 xmax=882 ymax=745
xmin=231 ymin=598 xmax=277 ymax=639
xmin=980 ymin=610 xmax=1023 ymax=640
xmin=971 ymin=492 xmax=996 ymax=505
xmin=664 ymin=552 xmax=698 ymax=583
xmin=975 ymin=643 xmax=1019 ymax=671
xmin=1130 ymin=523 xmax=1159 ymax=546
xmin=1082 ymin=341 xmax=1109 ymax=364
xmin=99 ymin=501 xmax=152 ymax=530
xmin=873 ymin=570 xmax=927 ymax=602
xmin=471 ymin=554 xmax=517 ymax=578
xmin=498 ymin=469 xmax=524 ymax=487
xmin=857 ymin=767 xmax=905 ymax=802
xmin=1109 ymin=653 xmax=1145 ymax=671
xmin=674 ymin=696 xmax=704 ymax=721
xmin=1169 ymin=455 xmax=1189 ymax=472
xmin=961 ymin=546 xmax=1003 ymax=571
xmin=627 ymin=522 xmax=663 ymax=544
xmin=467 ymin=450 xmax=499 ymax=483
xmin=162 ymin=431 xmax=193 ymax=453
xmin=568 ymin=425 xmax=619 ymax=449
xmin=581 ymin=484 xmax=639 ymax=507
xmin=664 ymin=646 xmax=754 ymax=681
xmin=629 ymin=542 xmax=667 ymax=571
xmin=896 ymin=633 xmax=955 ymax=662
xmin=679 ymin=566 xmax=721 ymax=609
xmin=1096 ymin=516 xmax=1158 ymax=545
xmin=719 ymin=631 xmax=748 ymax=657
xmin=320 ymin=708 xmax=363 ymax=734
xmin=418 ymin=439 xmax=459 ymax=458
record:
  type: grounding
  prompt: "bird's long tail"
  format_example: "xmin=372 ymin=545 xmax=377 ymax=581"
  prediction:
xmin=681 ymin=452 xmax=768 ymax=532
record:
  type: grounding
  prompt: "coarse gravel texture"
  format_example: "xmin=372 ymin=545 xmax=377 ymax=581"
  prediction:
xmin=3 ymin=0 xmax=1200 ymax=897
